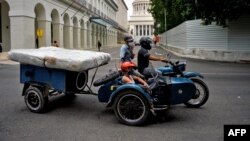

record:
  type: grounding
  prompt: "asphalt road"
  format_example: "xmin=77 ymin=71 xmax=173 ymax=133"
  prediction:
xmin=0 ymin=46 xmax=250 ymax=141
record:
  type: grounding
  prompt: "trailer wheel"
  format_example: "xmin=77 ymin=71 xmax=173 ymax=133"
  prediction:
xmin=24 ymin=86 xmax=48 ymax=113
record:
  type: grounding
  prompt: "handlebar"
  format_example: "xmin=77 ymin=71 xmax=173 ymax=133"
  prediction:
xmin=161 ymin=59 xmax=175 ymax=66
xmin=169 ymin=61 xmax=175 ymax=66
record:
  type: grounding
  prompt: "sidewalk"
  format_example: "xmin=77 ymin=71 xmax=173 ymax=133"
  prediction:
xmin=0 ymin=52 xmax=19 ymax=65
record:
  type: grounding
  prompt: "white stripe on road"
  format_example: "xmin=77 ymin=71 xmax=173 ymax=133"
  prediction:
xmin=201 ymin=72 xmax=250 ymax=76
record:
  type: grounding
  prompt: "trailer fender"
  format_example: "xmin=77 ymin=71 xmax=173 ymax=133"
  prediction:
xmin=22 ymin=82 xmax=49 ymax=97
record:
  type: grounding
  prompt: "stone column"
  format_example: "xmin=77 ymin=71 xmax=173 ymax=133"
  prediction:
xmin=77 ymin=26 xmax=81 ymax=49
xmin=136 ymin=4 xmax=138 ymax=15
xmin=69 ymin=25 xmax=73 ymax=49
xmin=37 ymin=20 xmax=51 ymax=47
xmin=45 ymin=20 xmax=52 ymax=46
xmin=94 ymin=30 xmax=97 ymax=48
xmin=139 ymin=4 xmax=141 ymax=14
xmin=73 ymin=26 xmax=77 ymax=48
xmin=89 ymin=28 xmax=92 ymax=49
xmin=87 ymin=26 xmax=92 ymax=48
xmin=10 ymin=16 xmax=35 ymax=49
xmin=83 ymin=22 xmax=87 ymax=49
xmin=52 ymin=22 xmax=63 ymax=47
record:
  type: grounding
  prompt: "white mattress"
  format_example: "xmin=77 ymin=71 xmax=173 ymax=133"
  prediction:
xmin=8 ymin=47 xmax=111 ymax=71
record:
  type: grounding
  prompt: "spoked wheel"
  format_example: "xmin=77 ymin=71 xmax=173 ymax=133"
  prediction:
xmin=184 ymin=78 xmax=209 ymax=108
xmin=24 ymin=86 xmax=48 ymax=113
xmin=114 ymin=90 xmax=150 ymax=126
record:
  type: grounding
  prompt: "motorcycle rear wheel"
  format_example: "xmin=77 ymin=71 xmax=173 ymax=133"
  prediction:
xmin=184 ymin=78 xmax=209 ymax=108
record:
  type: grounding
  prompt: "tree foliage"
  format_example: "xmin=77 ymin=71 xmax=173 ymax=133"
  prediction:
xmin=148 ymin=0 xmax=250 ymax=34
xmin=197 ymin=0 xmax=250 ymax=26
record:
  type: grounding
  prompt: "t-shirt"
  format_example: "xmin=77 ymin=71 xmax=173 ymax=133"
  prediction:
xmin=137 ymin=47 xmax=150 ymax=73
xmin=120 ymin=44 xmax=133 ymax=62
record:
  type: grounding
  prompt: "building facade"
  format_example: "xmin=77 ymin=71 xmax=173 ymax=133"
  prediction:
xmin=129 ymin=0 xmax=154 ymax=43
xmin=115 ymin=0 xmax=128 ymax=43
xmin=0 ymin=0 xmax=128 ymax=51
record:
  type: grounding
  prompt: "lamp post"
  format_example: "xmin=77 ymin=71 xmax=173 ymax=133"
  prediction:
xmin=164 ymin=8 xmax=167 ymax=31
xmin=164 ymin=1 xmax=168 ymax=47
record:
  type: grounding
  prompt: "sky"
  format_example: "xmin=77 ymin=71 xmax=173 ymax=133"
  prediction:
xmin=124 ymin=0 xmax=133 ymax=20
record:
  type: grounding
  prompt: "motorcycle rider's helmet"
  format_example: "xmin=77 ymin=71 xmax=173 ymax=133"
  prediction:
xmin=140 ymin=37 xmax=152 ymax=50
xmin=124 ymin=35 xmax=133 ymax=43
xmin=121 ymin=61 xmax=136 ymax=72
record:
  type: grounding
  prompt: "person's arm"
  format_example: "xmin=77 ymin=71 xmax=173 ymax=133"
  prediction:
xmin=133 ymin=76 xmax=149 ymax=88
xmin=149 ymin=54 xmax=169 ymax=63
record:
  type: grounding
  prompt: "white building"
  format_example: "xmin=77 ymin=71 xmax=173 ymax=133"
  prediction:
xmin=0 ymin=0 xmax=128 ymax=51
xmin=115 ymin=0 xmax=128 ymax=43
xmin=129 ymin=0 xmax=154 ymax=44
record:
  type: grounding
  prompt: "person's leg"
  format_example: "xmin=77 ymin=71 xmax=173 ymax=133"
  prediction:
xmin=142 ymin=67 xmax=157 ymax=79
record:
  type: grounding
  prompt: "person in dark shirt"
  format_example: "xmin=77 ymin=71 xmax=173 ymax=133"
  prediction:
xmin=137 ymin=37 xmax=169 ymax=78
xmin=97 ymin=41 xmax=102 ymax=51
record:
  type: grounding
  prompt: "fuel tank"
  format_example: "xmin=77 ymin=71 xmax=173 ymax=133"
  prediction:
xmin=157 ymin=66 xmax=174 ymax=76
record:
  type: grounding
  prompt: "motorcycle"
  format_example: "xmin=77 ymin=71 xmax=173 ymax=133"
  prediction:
xmin=94 ymin=59 xmax=209 ymax=126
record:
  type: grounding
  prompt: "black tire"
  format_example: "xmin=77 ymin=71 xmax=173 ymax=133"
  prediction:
xmin=24 ymin=86 xmax=48 ymax=113
xmin=114 ymin=90 xmax=150 ymax=126
xmin=184 ymin=78 xmax=209 ymax=108
xmin=93 ymin=71 xmax=120 ymax=86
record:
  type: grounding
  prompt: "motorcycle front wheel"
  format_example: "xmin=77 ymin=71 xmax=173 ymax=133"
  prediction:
xmin=184 ymin=78 xmax=209 ymax=108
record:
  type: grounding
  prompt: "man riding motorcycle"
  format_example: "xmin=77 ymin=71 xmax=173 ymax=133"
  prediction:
xmin=137 ymin=37 xmax=169 ymax=78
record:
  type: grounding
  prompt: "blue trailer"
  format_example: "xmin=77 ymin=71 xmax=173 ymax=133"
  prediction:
xmin=20 ymin=63 xmax=93 ymax=113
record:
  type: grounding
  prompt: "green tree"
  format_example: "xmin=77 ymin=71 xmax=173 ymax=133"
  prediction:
xmin=149 ymin=0 xmax=195 ymax=34
xmin=149 ymin=0 xmax=250 ymax=33
xmin=197 ymin=0 xmax=250 ymax=27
